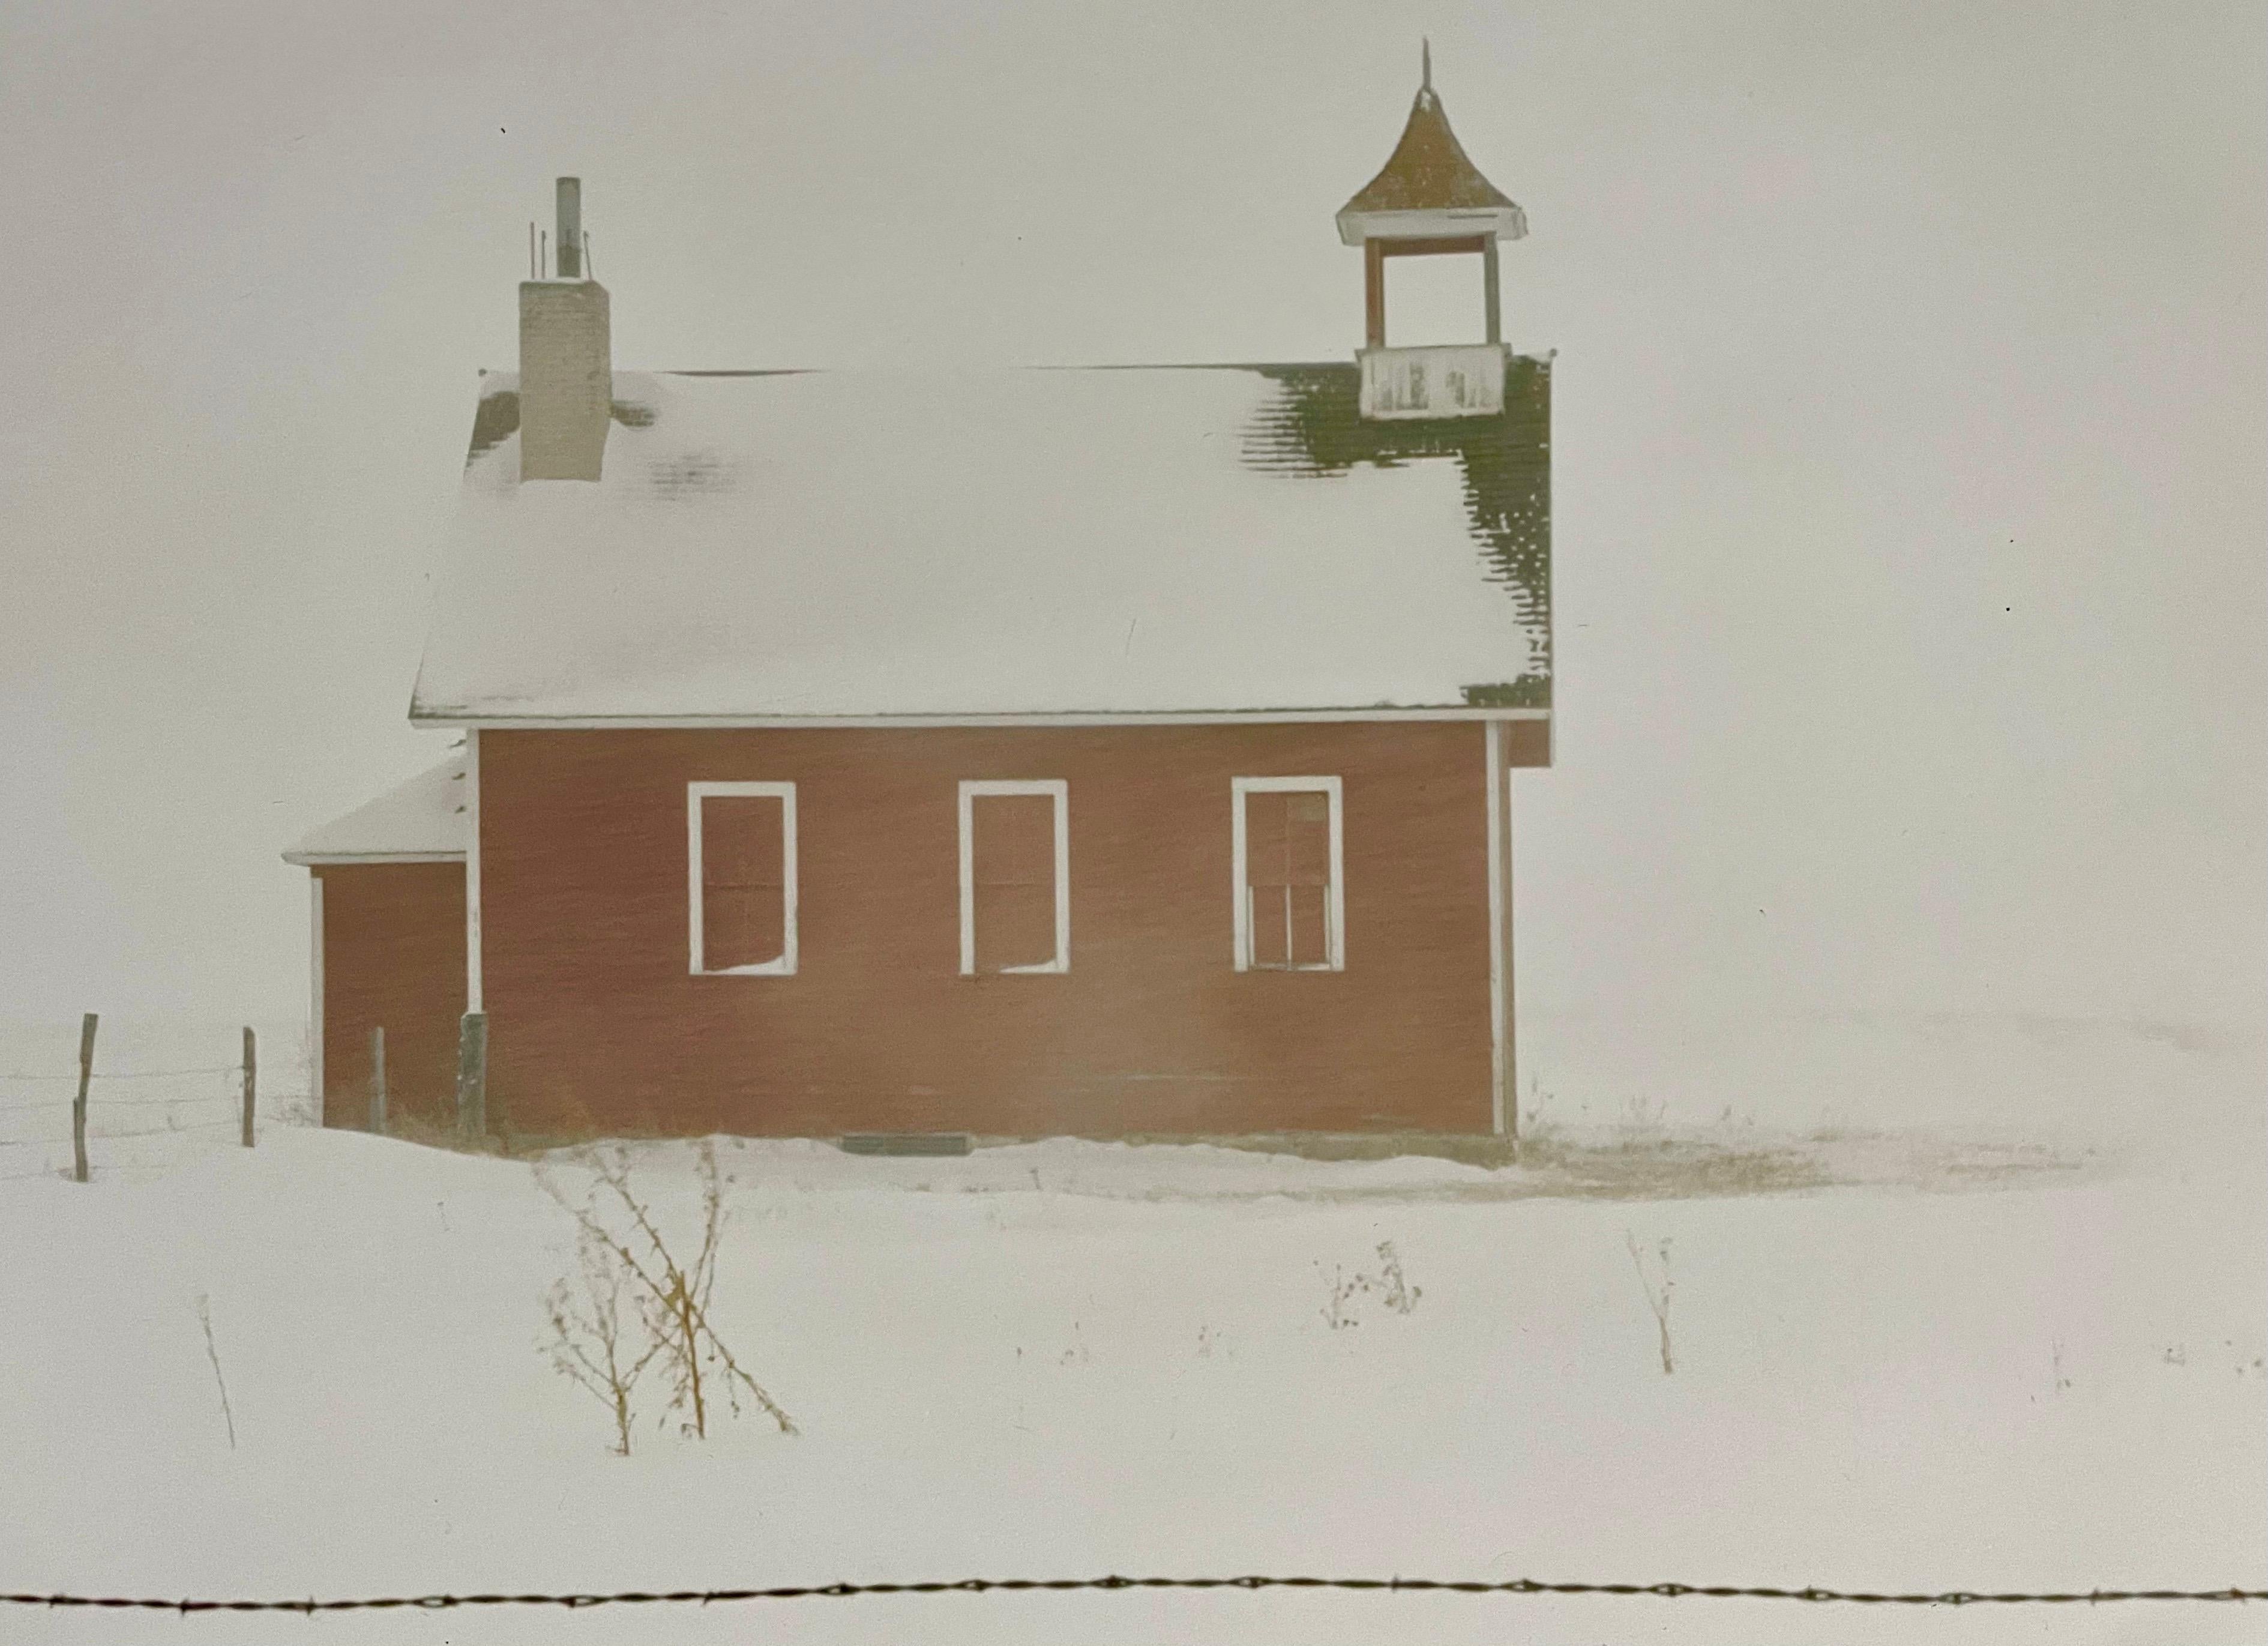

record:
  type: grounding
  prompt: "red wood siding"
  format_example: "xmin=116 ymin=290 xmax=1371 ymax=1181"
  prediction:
xmin=478 ymin=722 xmax=1546 ymax=1139
xmin=316 ymin=863 xmax=465 ymax=1129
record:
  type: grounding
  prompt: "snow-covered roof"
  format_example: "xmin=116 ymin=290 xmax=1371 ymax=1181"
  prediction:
xmin=410 ymin=361 xmax=1550 ymax=723
xmin=283 ymin=755 xmax=467 ymax=864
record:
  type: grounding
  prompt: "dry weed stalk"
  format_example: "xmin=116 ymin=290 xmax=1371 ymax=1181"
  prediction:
xmin=1318 ymin=1240 xmax=1421 ymax=1330
xmin=537 ymin=1142 xmax=796 ymax=1445
xmin=1625 ymin=1231 xmax=1674 ymax=1374
xmin=193 ymin=1294 xmax=236 ymax=1450
xmin=543 ymin=1229 xmax=660 ymax=1455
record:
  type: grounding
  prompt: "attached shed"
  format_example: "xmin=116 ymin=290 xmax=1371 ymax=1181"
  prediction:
xmin=283 ymin=756 xmax=468 ymax=1129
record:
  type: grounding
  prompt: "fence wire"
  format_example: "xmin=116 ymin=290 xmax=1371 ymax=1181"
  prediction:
xmin=1 ymin=1045 xmax=303 ymax=1183
xmin=79 ymin=1092 xmax=238 ymax=1111
xmin=0 ymin=1064 xmax=238 ymax=1083
xmin=2 ymin=1575 xmax=2261 ymax=1615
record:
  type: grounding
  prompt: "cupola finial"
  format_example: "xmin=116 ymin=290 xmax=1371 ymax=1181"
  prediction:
xmin=1421 ymin=38 xmax=1432 ymax=94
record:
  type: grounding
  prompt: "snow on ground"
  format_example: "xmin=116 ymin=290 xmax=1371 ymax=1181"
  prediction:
xmin=1 ymin=1017 xmax=2261 ymax=1646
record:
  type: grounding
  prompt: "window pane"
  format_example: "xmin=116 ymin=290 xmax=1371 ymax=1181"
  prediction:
xmin=1286 ymin=795 xmax=1331 ymax=887
xmin=976 ymin=882 xmax=1056 ymax=971
xmin=1248 ymin=884 xmax=1292 ymax=968
xmin=703 ymin=795 xmax=783 ymax=888
xmin=705 ymin=884 xmax=785 ymax=971
xmin=1244 ymin=791 xmax=1289 ymax=887
xmin=972 ymin=794 xmax=1054 ymax=887
xmin=1287 ymin=884 xmax=1331 ymax=967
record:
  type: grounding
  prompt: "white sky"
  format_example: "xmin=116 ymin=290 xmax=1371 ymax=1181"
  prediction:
xmin=1 ymin=0 xmax=2261 ymax=1037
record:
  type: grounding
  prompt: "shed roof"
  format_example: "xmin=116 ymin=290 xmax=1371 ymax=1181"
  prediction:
xmin=410 ymin=361 xmax=1550 ymax=723
xmin=283 ymin=755 xmax=467 ymax=864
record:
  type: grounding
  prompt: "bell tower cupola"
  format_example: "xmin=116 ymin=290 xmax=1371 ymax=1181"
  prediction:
xmin=1338 ymin=46 xmax=1528 ymax=418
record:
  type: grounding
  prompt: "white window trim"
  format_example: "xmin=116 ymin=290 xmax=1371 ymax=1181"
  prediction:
xmin=308 ymin=873 xmax=325 ymax=1110
xmin=1485 ymin=719 xmax=1509 ymax=1135
xmin=687 ymin=781 xmax=798 ymax=977
xmin=958 ymin=779 xmax=1070 ymax=976
xmin=464 ymin=728 xmax=482 ymax=1013
xmin=1231 ymin=775 xmax=1346 ymax=973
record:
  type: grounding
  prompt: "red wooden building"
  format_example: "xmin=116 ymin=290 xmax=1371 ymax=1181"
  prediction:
xmin=287 ymin=59 xmax=1554 ymax=1142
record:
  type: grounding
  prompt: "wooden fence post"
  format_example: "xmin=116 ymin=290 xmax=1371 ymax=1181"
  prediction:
xmin=73 ymin=1011 xmax=96 ymax=1184
xmin=454 ymin=1012 xmax=488 ymax=1140
xmin=241 ymin=1026 xmax=256 ymax=1148
xmin=368 ymin=1026 xmax=387 ymax=1135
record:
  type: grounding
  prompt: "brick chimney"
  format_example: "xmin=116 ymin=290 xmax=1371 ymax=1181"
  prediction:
xmin=519 ymin=178 xmax=611 ymax=481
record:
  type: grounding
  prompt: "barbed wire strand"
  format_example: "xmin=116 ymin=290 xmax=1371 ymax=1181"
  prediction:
xmin=1 ymin=1119 xmax=247 ymax=1154
xmin=79 ymin=1092 xmax=239 ymax=1111
xmin=97 ymin=1066 xmax=243 ymax=1080
xmin=1 ymin=1576 xmax=2261 ymax=1615
xmin=0 ymin=1094 xmax=239 ymax=1120
xmin=88 ymin=1120 xmax=244 ymax=1142
xmin=0 ymin=1065 xmax=241 ymax=1083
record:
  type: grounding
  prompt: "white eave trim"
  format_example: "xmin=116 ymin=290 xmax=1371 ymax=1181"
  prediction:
xmin=1337 ymin=205 xmax=1529 ymax=246
xmin=412 ymin=707 xmax=1550 ymax=731
xmin=282 ymin=850 xmax=468 ymax=866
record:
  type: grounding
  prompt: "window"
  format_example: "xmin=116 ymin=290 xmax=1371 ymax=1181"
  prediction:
xmin=688 ymin=782 xmax=796 ymax=975
xmin=1232 ymin=776 xmax=1344 ymax=971
xmin=959 ymin=780 xmax=1068 ymax=975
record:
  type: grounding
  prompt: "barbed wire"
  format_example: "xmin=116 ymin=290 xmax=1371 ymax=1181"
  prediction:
xmin=1 ymin=1102 xmax=215 ymax=1118
xmin=0 ymin=1064 xmax=241 ymax=1083
xmin=1 ymin=1575 xmax=2261 ymax=1615
xmin=77 ymin=1091 xmax=239 ymax=1111
xmin=100 ymin=1066 xmax=242 ymax=1080
xmin=3 ymin=1072 xmax=260 ymax=1112
xmin=94 ymin=1119 xmax=244 ymax=1141
xmin=1 ymin=1115 xmax=264 ymax=1172
xmin=4 ymin=1118 xmax=240 ymax=1142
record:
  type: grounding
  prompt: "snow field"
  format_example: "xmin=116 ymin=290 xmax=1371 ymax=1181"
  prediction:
xmin=1 ymin=1105 xmax=2260 ymax=1646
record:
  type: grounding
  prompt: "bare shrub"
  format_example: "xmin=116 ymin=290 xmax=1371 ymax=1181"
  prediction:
xmin=1317 ymin=1240 xmax=1422 ymax=1330
xmin=1619 ymin=1094 xmax=1668 ymax=1141
xmin=1519 ymin=1074 xmax=1565 ymax=1151
xmin=1625 ymin=1231 xmax=1674 ymax=1374
xmin=1373 ymin=1241 xmax=1420 ymax=1315
xmin=537 ymin=1142 xmax=796 ymax=1446
xmin=543 ymin=1229 xmax=658 ymax=1455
